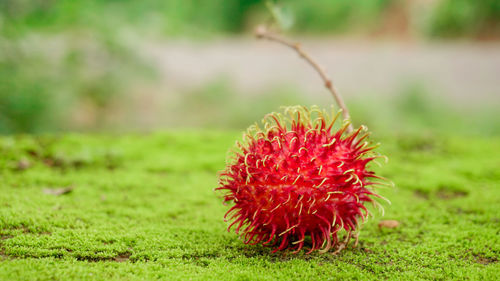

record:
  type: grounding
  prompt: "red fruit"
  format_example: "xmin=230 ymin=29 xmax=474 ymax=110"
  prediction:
xmin=216 ymin=106 xmax=387 ymax=253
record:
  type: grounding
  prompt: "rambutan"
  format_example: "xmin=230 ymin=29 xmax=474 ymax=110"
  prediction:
xmin=216 ymin=106 xmax=387 ymax=254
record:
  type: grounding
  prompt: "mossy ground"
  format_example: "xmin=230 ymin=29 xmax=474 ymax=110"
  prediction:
xmin=0 ymin=131 xmax=499 ymax=280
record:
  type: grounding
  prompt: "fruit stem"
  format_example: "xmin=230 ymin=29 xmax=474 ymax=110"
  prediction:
xmin=255 ymin=25 xmax=354 ymax=134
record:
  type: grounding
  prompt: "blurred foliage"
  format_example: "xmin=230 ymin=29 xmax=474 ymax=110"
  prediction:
xmin=0 ymin=0 xmax=499 ymax=134
xmin=427 ymin=0 xmax=500 ymax=38
xmin=165 ymin=79 xmax=500 ymax=136
xmin=0 ymin=39 xmax=59 ymax=133
xmin=0 ymin=33 xmax=154 ymax=133
xmin=349 ymin=84 xmax=500 ymax=137
xmin=161 ymin=78 xmax=307 ymax=129
xmin=0 ymin=0 xmax=262 ymax=36
xmin=0 ymin=0 xmax=498 ymax=37
xmin=287 ymin=0 xmax=392 ymax=34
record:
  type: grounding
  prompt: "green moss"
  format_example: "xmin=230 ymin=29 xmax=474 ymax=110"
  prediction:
xmin=0 ymin=131 xmax=499 ymax=280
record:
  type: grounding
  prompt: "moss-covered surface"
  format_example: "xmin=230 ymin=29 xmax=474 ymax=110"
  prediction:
xmin=0 ymin=131 xmax=499 ymax=280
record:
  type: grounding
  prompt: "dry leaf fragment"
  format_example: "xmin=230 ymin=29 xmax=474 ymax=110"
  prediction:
xmin=43 ymin=186 xmax=74 ymax=196
xmin=16 ymin=159 xmax=31 ymax=171
xmin=378 ymin=220 xmax=399 ymax=229
xmin=114 ymin=252 xmax=131 ymax=262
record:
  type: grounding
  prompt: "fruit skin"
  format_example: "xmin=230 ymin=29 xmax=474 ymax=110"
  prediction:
xmin=217 ymin=106 xmax=386 ymax=253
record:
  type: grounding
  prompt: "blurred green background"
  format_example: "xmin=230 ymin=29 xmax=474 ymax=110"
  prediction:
xmin=0 ymin=0 xmax=499 ymax=135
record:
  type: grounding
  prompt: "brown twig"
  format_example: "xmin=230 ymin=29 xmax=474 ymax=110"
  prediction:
xmin=255 ymin=25 xmax=354 ymax=133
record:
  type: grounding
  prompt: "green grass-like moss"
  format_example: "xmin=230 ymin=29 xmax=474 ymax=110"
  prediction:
xmin=0 ymin=132 xmax=499 ymax=280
